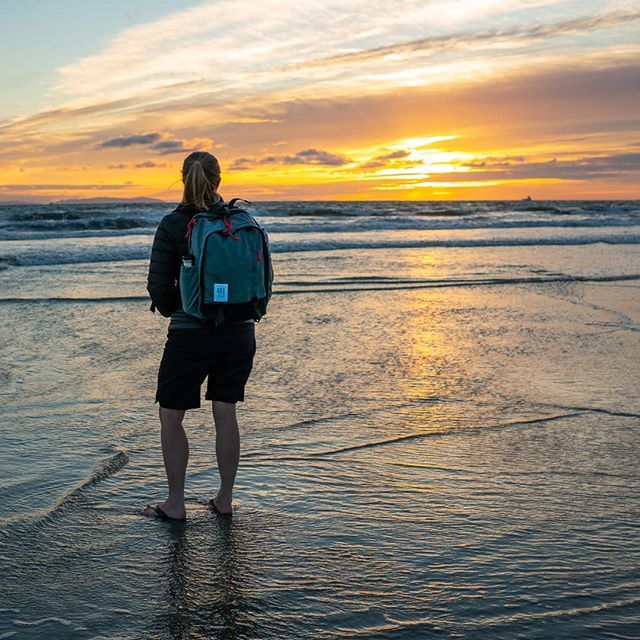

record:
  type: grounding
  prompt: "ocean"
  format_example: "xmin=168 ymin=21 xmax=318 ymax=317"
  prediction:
xmin=1 ymin=200 xmax=639 ymax=639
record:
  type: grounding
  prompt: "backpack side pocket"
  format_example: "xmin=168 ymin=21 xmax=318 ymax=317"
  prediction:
xmin=178 ymin=254 xmax=203 ymax=319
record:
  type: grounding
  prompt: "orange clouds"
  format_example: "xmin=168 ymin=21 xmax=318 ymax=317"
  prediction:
xmin=1 ymin=1 xmax=639 ymax=201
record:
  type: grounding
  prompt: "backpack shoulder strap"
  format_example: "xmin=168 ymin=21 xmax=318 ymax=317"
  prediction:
xmin=184 ymin=212 xmax=202 ymax=241
xmin=228 ymin=197 xmax=253 ymax=209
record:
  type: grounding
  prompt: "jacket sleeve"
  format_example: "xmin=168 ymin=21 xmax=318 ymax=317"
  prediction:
xmin=147 ymin=218 xmax=179 ymax=317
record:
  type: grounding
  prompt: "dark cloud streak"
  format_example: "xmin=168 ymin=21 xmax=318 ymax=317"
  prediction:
xmin=361 ymin=149 xmax=411 ymax=169
xmin=450 ymin=152 xmax=640 ymax=181
xmin=100 ymin=132 xmax=161 ymax=147
xmin=135 ymin=160 xmax=165 ymax=167
xmin=230 ymin=148 xmax=348 ymax=169
xmin=150 ymin=139 xmax=190 ymax=154
xmin=283 ymin=149 xmax=347 ymax=165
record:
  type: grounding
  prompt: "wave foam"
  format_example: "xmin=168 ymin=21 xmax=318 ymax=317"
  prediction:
xmin=1 ymin=232 xmax=639 ymax=267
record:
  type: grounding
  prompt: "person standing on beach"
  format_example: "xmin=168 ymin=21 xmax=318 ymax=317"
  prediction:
xmin=143 ymin=151 xmax=267 ymax=521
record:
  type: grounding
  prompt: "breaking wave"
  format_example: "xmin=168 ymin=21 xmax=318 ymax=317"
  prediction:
xmin=1 ymin=231 xmax=639 ymax=268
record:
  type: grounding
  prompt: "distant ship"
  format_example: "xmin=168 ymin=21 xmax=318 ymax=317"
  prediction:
xmin=521 ymin=195 xmax=533 ymax=201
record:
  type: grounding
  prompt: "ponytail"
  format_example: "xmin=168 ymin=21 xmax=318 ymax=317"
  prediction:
xmin=181 ymin=151 xmax=221 ymax=209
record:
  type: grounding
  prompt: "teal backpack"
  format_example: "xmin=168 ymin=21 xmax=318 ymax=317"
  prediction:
xmin=179 ymin=198 xmax=273 ymax=326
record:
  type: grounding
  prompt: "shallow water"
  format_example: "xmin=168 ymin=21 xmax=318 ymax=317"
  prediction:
xmin=1 ymin=202 xmax=639 ymax=639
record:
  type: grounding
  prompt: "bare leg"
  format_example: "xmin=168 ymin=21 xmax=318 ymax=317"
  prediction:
xmin=143 ymin=406 xmax=188 ymax=519
xmin=211 ymin=401 xmax=240 ymax=514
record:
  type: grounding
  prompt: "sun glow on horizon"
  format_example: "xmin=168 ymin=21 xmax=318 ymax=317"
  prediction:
xmin=0 ymin=0 xmax=638 ymax=202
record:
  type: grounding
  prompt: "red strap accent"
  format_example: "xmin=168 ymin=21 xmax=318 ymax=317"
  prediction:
xmin=186 ymin=215 xmax=240 ymax=242
xmin=185 ymin=217 xmax=198 ymax=240
xmin=221 ymin=216 xmax=240 ymax=240
xmin=256 ymin=249 xmax=263 ymax=263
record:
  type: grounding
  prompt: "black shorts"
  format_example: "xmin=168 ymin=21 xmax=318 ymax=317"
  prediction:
xmin=155 ymin=322 xmax=256 ymax=410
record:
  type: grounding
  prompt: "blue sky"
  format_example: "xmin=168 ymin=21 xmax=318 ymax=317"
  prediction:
xmin=0 ymin=0 xmax=190 ymax=117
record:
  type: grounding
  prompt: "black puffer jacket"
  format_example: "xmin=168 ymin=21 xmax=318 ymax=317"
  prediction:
xmin=147 ymin=201 xmax=200 ymax=317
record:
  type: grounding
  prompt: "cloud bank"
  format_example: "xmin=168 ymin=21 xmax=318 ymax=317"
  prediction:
xmin=1 ymin=0 xmax=638 ymax=199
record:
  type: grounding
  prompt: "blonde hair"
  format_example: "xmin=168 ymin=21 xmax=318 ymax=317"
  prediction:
xmin=181 ymin=151 xmax=221 ymax=209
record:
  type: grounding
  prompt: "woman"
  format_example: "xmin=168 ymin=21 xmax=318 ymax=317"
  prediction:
xmin=143 ymin=151 xmax=258 ymax=521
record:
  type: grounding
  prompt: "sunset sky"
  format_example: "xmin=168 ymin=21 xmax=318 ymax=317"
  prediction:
xmin=1 ymin=0 xmax=639 ymax=202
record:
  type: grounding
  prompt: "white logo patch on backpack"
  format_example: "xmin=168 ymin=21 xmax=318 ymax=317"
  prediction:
xmin=213 ymin=283 xmax=229 ymax=302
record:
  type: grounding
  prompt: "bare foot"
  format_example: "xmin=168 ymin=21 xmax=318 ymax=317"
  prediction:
xmin=143 ymin=499 xmax=186 ymax=520
xmin=210 ymin=494 xmax=233 ymax=515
